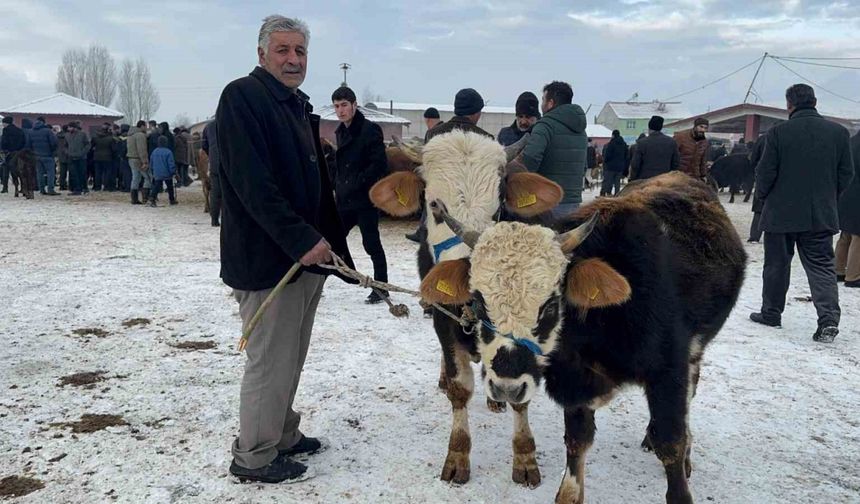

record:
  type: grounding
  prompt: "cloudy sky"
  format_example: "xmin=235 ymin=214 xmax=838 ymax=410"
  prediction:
xmin=1 ymin=0 xmax=859 ymax=124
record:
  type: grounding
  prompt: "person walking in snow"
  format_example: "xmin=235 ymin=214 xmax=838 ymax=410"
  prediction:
xmin=147 ymin=136 xmax=177 ymax=206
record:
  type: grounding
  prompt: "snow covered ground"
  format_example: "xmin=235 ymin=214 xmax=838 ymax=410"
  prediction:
xmin=1 ymin=186 xmax=858 ymax=504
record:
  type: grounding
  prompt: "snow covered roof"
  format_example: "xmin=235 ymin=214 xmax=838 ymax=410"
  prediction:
xmin=368 ymin=101 xmax=516 ymax=115
xmin=586 ymin=124 xmax=613 ymax=138
xmin=0 ymin=92 xmax=123 ymax=118
xmin=603 ymin=101 xmax=690 ymax=120
xmin=317 ymin=104 xmax=410 ymax=124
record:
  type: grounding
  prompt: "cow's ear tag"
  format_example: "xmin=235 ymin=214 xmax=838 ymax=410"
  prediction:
xmin=436 ymin=279 xmax=455 ymax=297
xmin=588 ymin=286 xmax=600 ymax=300
xmin=516 ymin=193 xmax=537 ymax=208
xmin=395 ymin=187 xmax=409 ymax=207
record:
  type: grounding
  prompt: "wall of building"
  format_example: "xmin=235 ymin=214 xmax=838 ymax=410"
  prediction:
xmin=383 ymin=108 xmax=516 ymax=140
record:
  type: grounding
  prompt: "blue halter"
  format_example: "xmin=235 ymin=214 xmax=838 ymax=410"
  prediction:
xmin=433 ymin=236 xmax=464 ymax=262
xmin=478 ymin=319 xmax=544 ymax=356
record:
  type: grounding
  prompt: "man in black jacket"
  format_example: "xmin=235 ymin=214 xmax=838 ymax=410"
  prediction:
xmin=497 ymin=91 xmax=540 ymax=147
xmin=750 ymin=84 xmax=854 ymax=343
xmin=630 ymin=115 xmax=680 ymax=180
xmin=1 ymin=115 xmax=27 ymax=193
xmin=331 ymin=86 xmax=389 ymax=304
xmin=425 ymin=88 xmax=493 ymax=141
xmin=216 ymin=15 xmax=353 ymax=484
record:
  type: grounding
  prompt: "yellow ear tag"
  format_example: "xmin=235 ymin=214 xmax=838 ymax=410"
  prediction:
xmin=516 ymin=193 xmax=537 ymax=208
xmin=436 ymin=279 xmax=455 ymax=297
xmin=395 ymin=187 xmax=409 ymax=207
xmin=588 ymin=286 xmax=601 ymax=301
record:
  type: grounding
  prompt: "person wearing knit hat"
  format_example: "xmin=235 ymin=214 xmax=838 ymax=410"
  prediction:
xmin=674 ymin=116 xmax=710 ymax=179
xmin=1 ymin=114 xmax=27 ymax=193
xmin=425 ymin=88 xmax=493 ymax=142
xmin=422 ymin=107 xmax=443 ymax=142
xmin=630 ymin=114 xmax=680 ymax=181
xmin=498 ymin=91 xmax=541 ymax=146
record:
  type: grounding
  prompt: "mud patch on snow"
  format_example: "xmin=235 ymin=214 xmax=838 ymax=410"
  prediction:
xmin=121 ymin=318 xmax=151 ymax=328
xmin=71 ymin=327 xmax=109 ymax=338
xmin=170 ymin=341 xmax=216 ymax=351
xmin=57 ymin=371 xmax=108 ymax=389
xmin=51 ymin=414 xmax=128 ymax=433
xmin=0 ymin=475 xmax=45 ymax=498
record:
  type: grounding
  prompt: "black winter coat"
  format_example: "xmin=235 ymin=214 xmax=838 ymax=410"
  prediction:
xmin=749 ymin=137 xmax=766 ymax=213
xmin=756 ymin=107 xmax=854 ymax=234
xmin=497 ymin=120 xmax=528 ymax=146
xmin=630 ymin=131 xmax=680 ymax=180
xmin=202 ymin=121 xmax=220 ymax=178
xmin=333 ymin=110 xmax=388 ymax=211
xmin=216 ymin=66 xmax=353 ymax=291
xmin=838 ymin=133 xmax=860 ymax=235
xmin=1 ymin=123 xmax=26 ymax=152
xmin=602 ymin=137 xmax=629 ymax=172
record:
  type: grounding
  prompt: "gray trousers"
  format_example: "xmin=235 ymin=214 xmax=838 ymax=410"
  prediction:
xmin=761 ymin=231 xmax=840 ymax=328
xmin=232 ymin=272 xmax=326 ymax=469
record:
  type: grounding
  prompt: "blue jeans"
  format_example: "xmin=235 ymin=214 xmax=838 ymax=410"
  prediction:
xmin=69 ymin=158 xmax=87 ymax=193
xmin=36 ymin=156 xmax=56 ymax=193
xmin=129 ymin=159 xmax=152 ymax=190
xmin=94 ymin=160 xmax=112 ymax=190
xmin=551 ymin=202 xmax=580 ymax=222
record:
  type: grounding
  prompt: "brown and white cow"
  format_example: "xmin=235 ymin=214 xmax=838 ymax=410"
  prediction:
xmin=370 ymin=130 xmax=562 ymax=486
xmin=422 ymin=173 xmax=746 ymax=503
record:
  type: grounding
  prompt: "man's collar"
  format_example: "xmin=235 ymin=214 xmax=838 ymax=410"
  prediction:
xmin=251 ymin=66 xmax=309 ymax=104
xmin=789 ymin=106 xmax=819 ymax=119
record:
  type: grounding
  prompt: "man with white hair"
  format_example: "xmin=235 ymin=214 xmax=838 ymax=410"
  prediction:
xmin=216 ymin=15 xmax=353 ymax=483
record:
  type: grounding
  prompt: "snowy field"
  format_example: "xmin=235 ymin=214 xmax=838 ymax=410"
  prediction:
xmin=1 ymin=186 xmax=858 ymax=504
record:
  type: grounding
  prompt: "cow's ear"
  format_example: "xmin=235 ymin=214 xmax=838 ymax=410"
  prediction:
xmin=505 ymin=172 xmax=564 ymax=217
xmin=369 ymin=171 xmax=423 ymax=216
xmin=565 ymin=258 xmax=631 ymax=308
xmin=420 ymin=259 xmax=471 ymax=305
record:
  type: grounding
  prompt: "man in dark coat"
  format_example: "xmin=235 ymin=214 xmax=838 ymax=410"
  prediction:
xmin=25 ymin=117 xmax=59 ymax=195
xmin=497 ymin=91 xmax=540 ymax=147
xmin=422 ymin=107 xmax=443 ymax=143
xmin=331 ymin=86 xmax=390 ymax=304
xmin=1 ymin=115 xmax=26 ymax=193
xmin=630 ymin=115 xmax=680 ymax=180
xmin=202 ymin=120 xmax=222 ymax=226
xmin=750 ymin=84 xmax=854 ymax=343
xmin=748 ymin=136 xmax=767 ymax=242
xmin=601 ymin=129 xmax=628 ymax=196
xmin=216 ymin=15 xmax=353 ymax=484
xmin=91 ymin=124 xmax=117 ymax=191
xmin=835 ymin=132 xmax=860 ymax=288
xmin=425 ymin=88 xmax=493 ymax=141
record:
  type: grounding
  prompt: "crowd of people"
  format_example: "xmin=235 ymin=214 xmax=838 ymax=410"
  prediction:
xmin=0 ymin=116 xmax=199 ymax=206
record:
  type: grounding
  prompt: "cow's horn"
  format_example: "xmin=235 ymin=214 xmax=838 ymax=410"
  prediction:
xmin=558 ymin=211 xmax=600 ymax=253
xmin=429 ymin=199 xmax=479 ymax=249
xmin=503 ymin=132 xmax=530 ymax=163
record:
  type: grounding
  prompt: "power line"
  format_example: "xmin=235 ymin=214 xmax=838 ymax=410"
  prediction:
xmin=771 ymin=55 xmax=860 ymax=61
xmin=769 ymin=57 xmax=860 ymax=104
xmin=660 ymin=56 xmax=763 ymax=102
xmin=771 ymin=56 xmax=860 ymax=71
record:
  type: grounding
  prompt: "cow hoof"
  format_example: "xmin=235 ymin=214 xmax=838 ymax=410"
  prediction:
xmin=512 ymin=458 xmax=541 ymax=488
xmin=438 ymin=376 xmax=448 ymax=391
xmin=487 ymin=398 xmax=507 ymax=413
xmin=440 ymin=452 xmax=470 ymax=484
xmin=640 ymin=433 xmax=654 ymax=452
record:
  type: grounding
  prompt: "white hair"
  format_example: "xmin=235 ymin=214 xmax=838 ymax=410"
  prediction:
xmin=258 ymin=15 xmax=310 ymax=55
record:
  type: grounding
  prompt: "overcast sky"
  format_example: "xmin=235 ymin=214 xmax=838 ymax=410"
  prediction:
xmin=1 ymin=0 xmax=859 ymax=124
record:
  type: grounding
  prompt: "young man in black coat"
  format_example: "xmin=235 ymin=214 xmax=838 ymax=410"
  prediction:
xmin=630 ymin=115 xmax=680 ymax=180
xmin=216 ymin=15 xmax=354 ymax=484
xmin=750 ymin=84 xmax=855 ymax=343
xmin=331 ymin=86 xmax=390 ymax=303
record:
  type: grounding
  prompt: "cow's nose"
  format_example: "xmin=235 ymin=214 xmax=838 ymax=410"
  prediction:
xmin=488 ymin=379 xmax=528 ymax=404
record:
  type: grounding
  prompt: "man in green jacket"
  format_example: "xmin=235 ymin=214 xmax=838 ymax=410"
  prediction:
xmin=518 ymin=81 xmax=587 ymax=221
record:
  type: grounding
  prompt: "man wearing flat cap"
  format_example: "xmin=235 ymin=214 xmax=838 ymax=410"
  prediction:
xmin=425 ymin=88 xmax=493 ymax=142
xmin=422 ymin=107 xmax=443 ymax=143
xmin=498 ymin=91 xmax=540 ymax=147
xmin=630 ymin=115 xmax=680 ymax=181
xmin=674 ymin=117 xmax=710 ymax=180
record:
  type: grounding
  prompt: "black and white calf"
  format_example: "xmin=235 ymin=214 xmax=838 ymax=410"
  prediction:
xmin=423 ymin=173 xmax=747 ymax=503
xmin=370 ymin=130 xmax=562 ymax=486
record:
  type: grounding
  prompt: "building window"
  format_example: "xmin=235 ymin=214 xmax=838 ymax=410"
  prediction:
xmin=626 ymin=120 xmax=636 ymax=129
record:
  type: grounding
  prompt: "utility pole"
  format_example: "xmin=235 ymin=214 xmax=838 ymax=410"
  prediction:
xmin=744 ymin=52 xmax=768 ymax=104
xmin=339 ymin=63 xmax=351 ymax=87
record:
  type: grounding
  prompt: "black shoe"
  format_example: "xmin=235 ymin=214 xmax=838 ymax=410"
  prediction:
xmin=845 ymin=280 xmax=860 ymax=288
xmin=279 ymin=435 xmax=327 ymax=458
xmin=69 ymin=191 xmax=82 ymax=196
xmin=747 ymin=238 xmax=759 ymax=243
xmin=837 ymin=274 xmax=845 ymax=282
xmin=423 ymin=307 xmax=433 ymax=318
xmin=148 ymin=200 xmax=157 ymax=207
xmin=40 ymin=190 xmax=47 ymax=195
xmin=229 ymin=453 xmax=308 ymax=484
xmin=365 ymin=290 xmax=389 ymax=304
xmin=47 ymin=191 xmax=60 ymax=196
xmin=813 ymin=326 xmax=839 ymax=343
xmin=1 ymin=186 xmax=8 ymax=193
xmin=749 ymin=312 xmax=781 ymax=327
xmin=169 ymin=200 xmax=178 ymax=206
xmin=404 ymin=231 xmax=421 ymax=243
xmin=211 ymin=220 xmax=220 ymax=227
xmin=131 ymin=190 xmax=141 ymax=205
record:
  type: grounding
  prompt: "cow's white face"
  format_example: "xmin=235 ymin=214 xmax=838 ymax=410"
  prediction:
xmin=419 ymin=131 xmax=507 ymax=263
xmin=468 ymin=222 xmax=569 ymax=404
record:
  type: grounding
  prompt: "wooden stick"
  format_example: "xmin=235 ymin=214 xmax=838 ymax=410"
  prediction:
xmin=237 ymin=262 xmax=302 ymax=352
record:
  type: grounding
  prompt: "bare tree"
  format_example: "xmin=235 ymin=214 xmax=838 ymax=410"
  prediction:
xmin=56 ymin=49 xmax=88 ymax=98
xmin=361 ymin=86 xmax=384 ymax=106
xmin=116 ymin=57 xmax=160 ymax=121
xmin=55 ymin=44 xmax=117 ymax=107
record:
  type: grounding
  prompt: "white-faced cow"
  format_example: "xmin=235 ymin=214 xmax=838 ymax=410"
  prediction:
xmin=422 ymin=173 xmax=746 ymax=504
xmin=370 ymin=130 xmax=563 ymax=486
